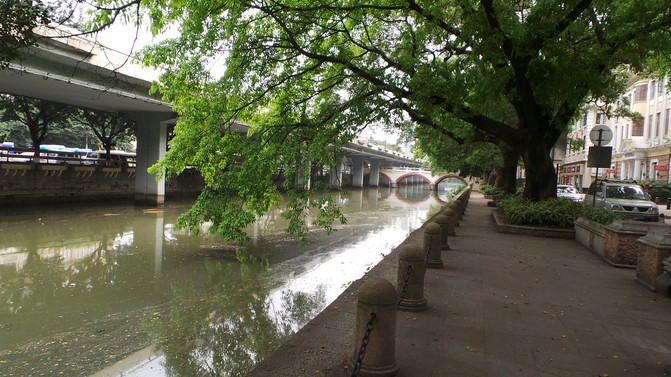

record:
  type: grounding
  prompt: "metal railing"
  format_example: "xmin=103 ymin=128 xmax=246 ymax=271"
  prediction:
xmin=0 ymin=146 xmax=136 ymax=167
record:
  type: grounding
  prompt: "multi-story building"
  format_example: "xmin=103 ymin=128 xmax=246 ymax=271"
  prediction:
xmin=562 ymin=75 xmax=671 ymax=192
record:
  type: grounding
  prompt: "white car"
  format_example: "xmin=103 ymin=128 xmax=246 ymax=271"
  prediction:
xmin=557 ymin=184 xmax=584 ymax=202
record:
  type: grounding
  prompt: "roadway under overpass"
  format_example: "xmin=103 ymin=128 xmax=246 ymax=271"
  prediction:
xmin=0 ymin=25 xmax=424 ymax=204
xmin=0 ymin=25 xmax=176 ymax=205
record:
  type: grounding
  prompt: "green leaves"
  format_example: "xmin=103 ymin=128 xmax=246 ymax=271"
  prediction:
xmin=497 ymin=196 xmax=628 ymax=228
xmin=498 ymin=196 xmax=583 ymax=228
xmin=88 ymin=0 xmax=671 ymax=238
xmin=0 ymin=0 xmax=51 ymax=67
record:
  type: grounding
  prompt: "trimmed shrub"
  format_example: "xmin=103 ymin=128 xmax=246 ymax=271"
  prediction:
xmin=644 ymin=180 xmax=671 ymax=204
xmin=581 ymin=206 xmax=628 ymax=224
xmin=497 ymin=196 xmax=627 ymax=228
xmin=480 ymin=185 xmax=494 ymax=195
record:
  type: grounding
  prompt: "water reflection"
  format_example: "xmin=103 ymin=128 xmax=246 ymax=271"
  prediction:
xmin=0 ymin=187 xmax=450 ymax=376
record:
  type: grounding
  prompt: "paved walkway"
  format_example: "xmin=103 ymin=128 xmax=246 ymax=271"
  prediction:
xmin=249 ymin=190 xmax=671 ymax=377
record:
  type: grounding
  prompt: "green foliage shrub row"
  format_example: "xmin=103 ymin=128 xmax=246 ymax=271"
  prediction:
xmin=480 ymin=185 xmax=512 ymax=202
xmin=497 ymin=196 xmax=628 ymax=228
xmin=640 ymin=180 xmax=671 ymax=204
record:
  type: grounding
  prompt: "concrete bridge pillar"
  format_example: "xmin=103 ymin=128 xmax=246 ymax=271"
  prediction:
xmin=351 ymin=156 xmax=365 ymax=188
xmin=369 ymin=160 xmax=381 ymax=187
xmin=128 ymin=112 xmax=174 ymax=206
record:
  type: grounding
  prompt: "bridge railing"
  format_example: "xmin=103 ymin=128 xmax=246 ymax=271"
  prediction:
xmin=380 ymin=166 xmax=426 ymax=172
xmin=0 ymin=146 xmax=136 ymax=167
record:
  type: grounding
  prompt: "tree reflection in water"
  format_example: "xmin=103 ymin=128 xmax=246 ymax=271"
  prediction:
xmin=143 ymin=250 xmax=326 ymax=377
xmin=0 ymin=239 xmax=119 ymax=316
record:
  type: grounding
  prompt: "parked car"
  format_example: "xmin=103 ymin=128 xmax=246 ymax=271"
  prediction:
xmin=583 ymin=179 xmax=659 ymax=221
xmin=557 ymin=184 xmax=584 ymax=202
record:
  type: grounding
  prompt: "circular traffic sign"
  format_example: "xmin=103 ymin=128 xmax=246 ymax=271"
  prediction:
xmin=589 ymin=125 xmax=613 ymax=146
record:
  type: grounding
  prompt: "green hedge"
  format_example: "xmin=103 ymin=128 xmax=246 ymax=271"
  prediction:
xmin=480 ymin=184 xmax=494 ymax=194
xmin=497 ymin=196 xmax=627 ymax=228
xmin=642 ymin=180 xmax=671 ymax=203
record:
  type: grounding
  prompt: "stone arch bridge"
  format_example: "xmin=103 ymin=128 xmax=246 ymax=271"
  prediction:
xmin=379 ymin=167 xmax=467 ymax=190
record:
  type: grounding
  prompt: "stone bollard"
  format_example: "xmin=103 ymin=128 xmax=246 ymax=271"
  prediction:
xmin=441 ymin=207 xmax=458 ymax=235
xmin=447 ymin=203 xmax=460 ymax=227
xmin=424 ymin=222 xmax=444 ymax=268
xmin=352 ymin=278 xmax=400 ymax=377
xmin=433 ymin=214 xmax=451 ymax=250
xmin=397 ymin=244 xmax=427 ymax=312
xmin=454 ymin=198 xmax=465 ymax=219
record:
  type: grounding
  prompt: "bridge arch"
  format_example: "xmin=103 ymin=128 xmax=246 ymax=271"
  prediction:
xmin=434 ymin=174 xmax=468 ymax=186
xmin=378 ymin=171 xmax=393 ymax=186
xmin=394 ymin=172 xmax=432 ymax=185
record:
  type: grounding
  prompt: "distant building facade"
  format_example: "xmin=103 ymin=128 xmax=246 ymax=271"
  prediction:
xmin=562 ymin=75 xmax=671 ymax=192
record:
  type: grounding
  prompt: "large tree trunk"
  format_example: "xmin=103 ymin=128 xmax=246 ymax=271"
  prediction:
xmin=521 ymin=141 xmax=557 ymax=201
xmin=486 ymin=170 xmax=497 ymax=186
xmin=495 ymin=146 xmax=518 ymax=194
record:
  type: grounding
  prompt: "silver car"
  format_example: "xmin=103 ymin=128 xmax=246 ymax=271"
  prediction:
xmin=584 ymin=180 xmax=659 ymax=221
xmin=557 ymin=184 xmax=584 ymax=202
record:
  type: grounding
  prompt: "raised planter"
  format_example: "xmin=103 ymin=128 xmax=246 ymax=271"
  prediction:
xmin=491 ymin=210 xmax=575 ymax=239
xmin=574 ymin=217 xmax=606 ymax=257
xmin=603 ymin=221 xmax=671 ymax=268
xmin=636 ymin=232 xmax=671 ymax=290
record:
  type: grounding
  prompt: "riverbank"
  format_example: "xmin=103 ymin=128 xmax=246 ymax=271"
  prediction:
xmin=248 ymin=189 xmax=671 ymax=376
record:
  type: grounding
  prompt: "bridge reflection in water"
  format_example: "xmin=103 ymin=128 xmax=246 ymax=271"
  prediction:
xmin=0 ymin=185 xmax=457 ymax=376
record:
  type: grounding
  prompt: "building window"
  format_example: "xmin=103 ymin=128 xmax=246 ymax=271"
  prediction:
xmin=634 ymin=84 xmax=648 ymax=102
xmin=596 ymin=112 xmax=604 ymax=124
xmin=650 ymin=114 xmax=654 ymax=138
xmin=656 ymin=112 xmax=661 ymax=138
xmin=666 ymin=108 xmax=670 ymax=137
xmin=632 ymin=121 xmax=643 ymax=136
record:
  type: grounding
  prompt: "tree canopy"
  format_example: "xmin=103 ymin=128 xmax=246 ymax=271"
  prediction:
xmin=0 ymin=0 xmax=51 ymax=67
xmin=0 ymin=95 xmax=74 ymax=155
xmin=85 ymin=0 xmax=671 ymax=240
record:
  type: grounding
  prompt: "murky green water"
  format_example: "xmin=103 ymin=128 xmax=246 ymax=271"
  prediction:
xmin=0 ymin=185 xmax=457 ymax=376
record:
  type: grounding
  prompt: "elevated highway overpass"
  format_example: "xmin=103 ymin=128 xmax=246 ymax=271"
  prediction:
xmin=0 ymin=25 xmax=425 ymax=203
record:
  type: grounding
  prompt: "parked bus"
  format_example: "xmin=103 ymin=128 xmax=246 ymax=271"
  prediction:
xmin=0 ymin=143 xmax=135 ymax=166
xmin=37 ymin=144 xmax=93 ymax=164
xmin=85 ymin=150 xmax=136 ymax=167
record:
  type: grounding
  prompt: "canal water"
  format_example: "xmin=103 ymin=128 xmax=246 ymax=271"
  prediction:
xmin=0 ymin=183 xmax=460 ymax=377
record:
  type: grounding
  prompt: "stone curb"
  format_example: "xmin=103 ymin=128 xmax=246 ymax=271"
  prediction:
xmin=490 ymin=210 xmax=575 ymax=239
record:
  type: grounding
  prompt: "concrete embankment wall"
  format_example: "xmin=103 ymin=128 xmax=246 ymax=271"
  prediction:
xmin=0 ymin=163 xmax=204 ymax=205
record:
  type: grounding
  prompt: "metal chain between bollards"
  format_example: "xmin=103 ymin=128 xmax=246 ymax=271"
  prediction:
xmin=424 ymin=234 xmax=432 ymax=270
xmin=396 ymin=264 xmax=413 ymax=308
xmin=351 ymin=312 xmax=376 ymax=377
